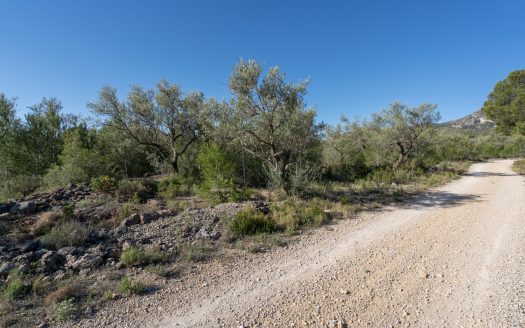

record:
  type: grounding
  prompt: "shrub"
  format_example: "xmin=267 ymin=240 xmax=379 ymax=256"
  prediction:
xmin=40 ymin=220 xmax=91 ymax=249
xmin=44 ymin=281 xmax=82 ymax=304
xmin=158 ymin=175 xmax=195 ymax=199
xmin=229 ymin=206 xmax=277 ymax=238
xmin=181 ymin=242 xmax=213 ymax=262
xmin=33 ymin=211 xmax=62 ymax=236
xmin=118 ymin=276 xmax=144 ymax=295
xmin=2 ymin=271 xmax=29 ymax=300
xmin=147 ymin=264 xmax=170 ymax=277
xmin=117 ymin=179 xmax=157 ymax=202
xmin=54 ymin=298 xmax=76 ymax=321
xmin=197 ymin=144 xmax=236 ymax=203
xmin=117 ymin=203 xmax=135 ymax=222
xmin=270 ymin=199 xmax=329 ymax=232
xmin=90 ymin=175 xmax=118 ymax=194
xmin=120 ymin=247 xmax=167 ymax=267
xmin=513 ymin=159 xmax=525 ymax=175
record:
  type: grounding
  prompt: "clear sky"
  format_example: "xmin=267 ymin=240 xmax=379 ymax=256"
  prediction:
xmin=1 ymin=0 xmax=524 ymax=124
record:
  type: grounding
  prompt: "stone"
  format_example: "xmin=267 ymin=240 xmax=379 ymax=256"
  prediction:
xmin=0 ymin=262 xmax=15 ymax=276
xmin=122 ymin=241 xmax=132 ymax=251
xmin=19 ymin=239 xmax=40 ymax=253
xmin=120 ymin=213 xmax=140 ymax=227
xmin=13 ymin=252 xmax=35 ymax=265
xmin=140 ymin=212 xmax=159 ymax=224
xmin=58 ymin=246 xmax=81 ymax=257
xmin=68 ymin=254 xmax=103 ymax=270
xmin=40 ymin=251 xmax=64 ymax=273
xmin=10 ymin=201 xmax=37 ymax=214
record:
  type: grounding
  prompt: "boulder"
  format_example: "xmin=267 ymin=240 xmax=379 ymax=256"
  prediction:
xmin=10 ymin=201 xmax=37 ymax=214
xmin=40 ymin=251 xmax=64 ymax=273
xmin=140 ymin=212 xmax=160 ymax=224
xmin=120 ymin=213 xmax=140 ymax=227
xmin=0 ymin=262 xmax=15 ymax=276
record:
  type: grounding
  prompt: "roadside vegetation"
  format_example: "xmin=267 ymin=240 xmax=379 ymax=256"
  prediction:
xmin=513 ymin=159 xmax=525 ymax=175
xmin=1 ymin=65 xmax=524 ymax=327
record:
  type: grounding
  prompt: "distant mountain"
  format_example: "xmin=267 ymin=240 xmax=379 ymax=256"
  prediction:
xmin=440 ymin=110 xmax=495 ymax=131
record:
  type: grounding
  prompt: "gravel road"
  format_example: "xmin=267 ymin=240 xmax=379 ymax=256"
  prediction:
xmin=74 ymin=159 xmax=525 ymax=327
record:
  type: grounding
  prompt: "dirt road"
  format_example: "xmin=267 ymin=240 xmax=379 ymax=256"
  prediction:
xmin=78 ymin=160 xmax=525 ymax=327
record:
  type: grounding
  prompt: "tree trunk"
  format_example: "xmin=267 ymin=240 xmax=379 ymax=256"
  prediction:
xmin=171 ymin=156 xmax=179 ymax=173
xmin=394 ymin=152 xmax=405 ymax=170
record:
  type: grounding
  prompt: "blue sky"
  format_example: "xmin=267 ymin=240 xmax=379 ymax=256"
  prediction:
xmin=1 ymin=0 xmax=524 ymax=124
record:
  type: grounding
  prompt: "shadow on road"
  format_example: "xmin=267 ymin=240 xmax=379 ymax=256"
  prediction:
xmin=397 ymin=191 xmax=481 ymax=209
xmin=463 ymin=171 xmax=517 ymax=177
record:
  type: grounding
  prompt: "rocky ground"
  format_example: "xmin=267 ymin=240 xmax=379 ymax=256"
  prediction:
xmin=53 ymin=159 xmax=525 ymax=328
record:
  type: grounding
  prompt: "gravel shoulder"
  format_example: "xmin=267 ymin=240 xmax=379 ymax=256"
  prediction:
xmin=70 ymin=159 xmax=525 ymax=327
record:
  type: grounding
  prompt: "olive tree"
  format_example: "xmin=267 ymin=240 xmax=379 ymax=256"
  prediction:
xmin=227 ymin=59 xmax=321 ymax=190
xmin=372 ymin=102 xmax=440 ymax=169
xmin=89 ymin=80 xmax=205 ymax=173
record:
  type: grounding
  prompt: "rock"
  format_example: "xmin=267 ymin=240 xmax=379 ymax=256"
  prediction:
xmin=58 ymin=246 xmax=82 ymax=257
xmin=79 ymin=268 xmax=91 ymax=276
xmin=419 ymin=271 xmax=430 ymax=279
xmin=0 ymin=262 xmax=15 ymax=276
xmin=122 ymin=241 xmax=132 ymax=251
xmin=68 ymin=253 xmax=103 ymax=270
xmin=53 ymin=270 xmax=66 ymax=281
xmin=13 ymin=252 xmax=35 ymax=265
xmin=121 ymin=213 xmax=140 ymax=227
xmin=17 ymin=263 xmax=30 ymax=274
xmin=140 ymin=212 xmax=159 ymax=224
xmin=339 ymin=288 xmax=350 ymax=295
xmin=0 ymin=202 xmax=13 ymax=214
xmin=18 ymin=239 xmax=40 ymax=253
xmin=40 ymin=251 xmax=64 ymax=273
xmin=10 ymin=201 xmax=37 ymax=214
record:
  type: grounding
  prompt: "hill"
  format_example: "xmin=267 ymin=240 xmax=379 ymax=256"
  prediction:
xmin=440 ymin=110 xmax=495 ymax=131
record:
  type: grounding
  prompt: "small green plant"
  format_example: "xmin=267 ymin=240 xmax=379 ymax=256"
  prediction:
xmin=117 ymin=202 xmax=134 ymax=221
xmin=90 ymin=175 xmax=118 ymax=194
xmin=54 ymin=298 xmax=76 ymax=321
xmin=118 ymin=276 xmax=144 ymax=295
xmin=117 ymin=179 xmax=157 ymax=202
xmin=62 ymin=204 xmax=76 ymax=220
xmin=103 ymin=290 xmax=115 ymax=301
xmin=120 ymin=247 xmax=167 ymax=267
xmin=147 ymin=264 xmax=170 ymax=277
xmin=181 ymin=242 xmax=213 ymax=262
xmin=270 ymin=199 xmax=330 ymax=233
xmin=40 ymin=220 xmax=91 ymax=249
xmin=229 ymin=206 xmax=277 ymax=239
xmin=2 ymin=271 xmax=29 ymax=300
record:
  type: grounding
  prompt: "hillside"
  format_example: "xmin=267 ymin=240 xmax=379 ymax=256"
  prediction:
xmin=441 ymin=110 xmax=495 ymax=131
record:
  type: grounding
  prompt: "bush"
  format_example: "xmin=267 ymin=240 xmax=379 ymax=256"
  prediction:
xmin=197 ymin=144 xmax=236 ymax=203
xmin=90 ymin=175 xmax=118 ymax=194
xmin=120 ymin=247 xmax=167 ymax=267
xmin=40 ymin=220 xmax=91 ymax=249
xmin=147 ymin=264 xmax=170 ymax=277
xmin=118 ymin=276 xmax=144 ymax=295
xmin=513 ymin=159 xmax=525 ymax=175
xmin=54 ymin=298 xmax=77 ymax=321
xmin=270 ymin=199 xmax=329 ymax=233
xmin=2 ymin=271 xmax=29 ymax=300
xmin=181 ymin=242 xmax=213 ymax=262
xmin=117 ymin=179 xmax=157 ymax=202
xmin=44 ymin=280 xmax=83 ymax=304
xmin=229 ymin=206 xmax=277 ymax=238
xmin=158 ymin=175 xmax=195 ymax=199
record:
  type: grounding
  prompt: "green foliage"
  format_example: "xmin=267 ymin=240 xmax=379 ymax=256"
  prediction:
xmin=40 ymin=220 xmax=91 ymax=249
xmin=117 ymin=203 xmax=134 ymax=221
xmin=270 ymin=199 xmax=330 ymax=233
xmin=482 ymin=70 xmax=525 ymax=135
xmin=226 ymin=60 xmax=322 ymax=193
xmin=120 ymin=247 xmax=167 ymax=267
xmin=43 ymin=126 xmax=113 ymax=189
xmin=54 ymin=298 xmax=77 ymax=321
xmin=117 ymin=179 xmax=157 ymax=202
xmin=147 ymin=264 xmax=170 ymax=277
xmin=229 ymin=206 xmax=277 ymax=238
xmin=91 ymin=175 xmax=118 ymax=194
xmin=158 ymin=175 xmax=195 ymax=198
xmin=118 ymin=276 xmax=145 ymax=295
xmin=2 ymin=271 xmax=29 ymax=300
xmin=197 ymin=144 xmax=236 ymax=203
xmin=181 ymin=242 xmax=213 ymax=262
xmin=513 ymin=159 xmax=525 ymax=175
